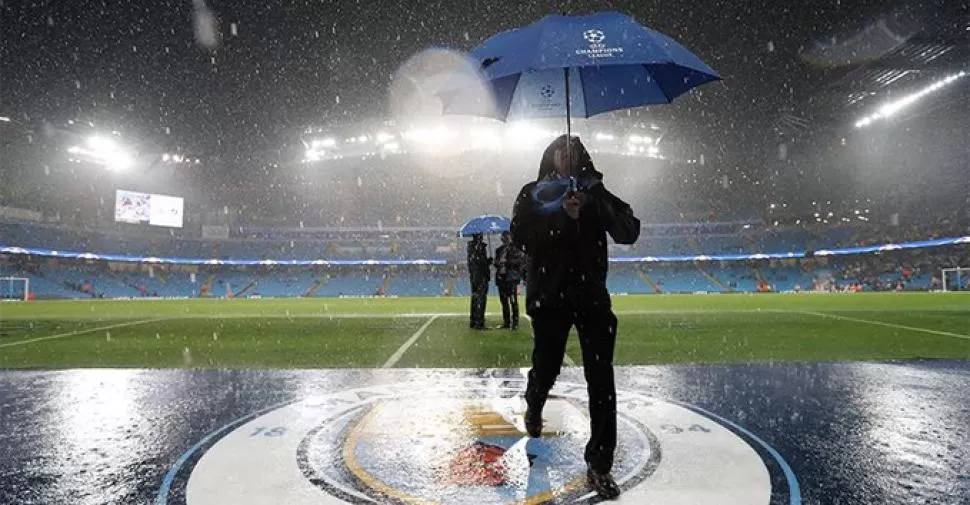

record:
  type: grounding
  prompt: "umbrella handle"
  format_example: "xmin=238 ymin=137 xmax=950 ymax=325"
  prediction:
xmin=564 ymin=67 xmax=572 ymax=153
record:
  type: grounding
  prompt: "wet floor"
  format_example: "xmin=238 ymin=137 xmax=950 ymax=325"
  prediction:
xmin=0 ymin=361 xmax=968 ymax=505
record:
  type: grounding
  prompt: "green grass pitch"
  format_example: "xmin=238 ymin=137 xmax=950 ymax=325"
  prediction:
xmin=1 ymin=293 xmax=968 ymax=369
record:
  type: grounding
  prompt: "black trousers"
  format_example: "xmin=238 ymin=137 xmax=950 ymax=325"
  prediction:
xmin=497 ymin=280 xmax=519 ymax=327
xmin=469 ymin=281 xmax=488 ymax=328
xmin=525 ymin=307 xmax=618 ymax=474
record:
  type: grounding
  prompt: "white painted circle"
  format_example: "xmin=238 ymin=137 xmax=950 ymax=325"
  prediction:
xmin=186 ymin=379 xmax=771 ymax=504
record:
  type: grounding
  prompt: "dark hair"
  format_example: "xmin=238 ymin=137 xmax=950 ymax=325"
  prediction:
xmin=537 ymin=134 xmax=595 ymax=180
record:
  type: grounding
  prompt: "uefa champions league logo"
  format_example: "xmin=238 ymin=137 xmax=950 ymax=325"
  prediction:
xmin=583 ymin=29 xmax=606 ymax=44
xmin=539 ymin=85 xmax=555 ymax=100
xmin=577 ymin=29 xmax=622 ymax=58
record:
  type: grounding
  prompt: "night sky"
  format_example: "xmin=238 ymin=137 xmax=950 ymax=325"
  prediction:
xmin=0 ymin=0 xmax=931 ymax=160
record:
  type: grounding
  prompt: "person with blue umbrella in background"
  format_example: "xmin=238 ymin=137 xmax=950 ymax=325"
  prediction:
xmin=458 ymin=215 xmax=511 ymax=329
xmin=443 ymin=11 xmax=719 ymax=499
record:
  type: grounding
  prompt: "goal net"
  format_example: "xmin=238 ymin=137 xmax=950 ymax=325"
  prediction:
xmin=0 ymin=277 xmax=29 ymax=301
xmin=941 ymin=268 xmax=970 ymax=292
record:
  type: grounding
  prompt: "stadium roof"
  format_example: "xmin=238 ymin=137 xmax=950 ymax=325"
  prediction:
xmin=773 ymin=5 xmax=969 ymax=139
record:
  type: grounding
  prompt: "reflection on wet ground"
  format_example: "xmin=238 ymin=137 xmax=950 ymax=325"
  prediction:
xmin=0 ymin=361 xmax=967 ymax=504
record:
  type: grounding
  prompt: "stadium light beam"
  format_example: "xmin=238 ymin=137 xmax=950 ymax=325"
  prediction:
xmin=68 ymin=135 xmax=134 ymax=171
xmin=310 ymin=137 xmax=337 ymax=149
xmin=854 ymin=70 xmax=967 ymax=128
xmin=305 ymin=149 xmax=323 ymax=162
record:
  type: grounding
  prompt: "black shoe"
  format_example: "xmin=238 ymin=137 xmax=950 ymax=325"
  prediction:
xmin=587 ymin=467 xmax=621 ymax=499
xmin=524 ymin=406 xmax=542 ymax=438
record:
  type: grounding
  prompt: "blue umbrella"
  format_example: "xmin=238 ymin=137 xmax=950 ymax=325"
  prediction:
xmin=440 ymin=11 xmax=720 ymax=133
xmin=458 ymin=215 xmax=511 ymax=237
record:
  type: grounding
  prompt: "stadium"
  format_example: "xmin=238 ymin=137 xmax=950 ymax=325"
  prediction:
xmin=1 ymin=2 xmax=969 ymax=505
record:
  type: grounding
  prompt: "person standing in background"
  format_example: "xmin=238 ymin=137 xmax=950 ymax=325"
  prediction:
xmin=493 ymin=231 xmax=524 ymax=330
xmin=466 ymin=233 xmax=490 ymax=329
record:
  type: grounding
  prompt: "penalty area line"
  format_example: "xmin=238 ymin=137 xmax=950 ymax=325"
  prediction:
xmin=796 ymin=310 xmax=970 ymax=341
xmin=382 ymin=315 xmax=440 ymax=368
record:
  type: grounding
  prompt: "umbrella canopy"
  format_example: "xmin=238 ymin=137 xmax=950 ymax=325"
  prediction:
xmin=457 ymin=215 xmax=511 ymax=237
xmin=440 ymin=11 xmax=720 ymax=127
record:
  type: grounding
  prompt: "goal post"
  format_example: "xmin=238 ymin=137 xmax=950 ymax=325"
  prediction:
xmin=941 ymin=268 xmax=970 ymax=292
xmin=0 ymin=277 xmax=29 ymax=301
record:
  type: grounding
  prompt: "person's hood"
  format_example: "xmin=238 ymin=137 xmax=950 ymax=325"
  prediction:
xmin=537 ymin=140 xmax=561 ymax=181
xmin=536 ymin=134 xmax=594 ymax=181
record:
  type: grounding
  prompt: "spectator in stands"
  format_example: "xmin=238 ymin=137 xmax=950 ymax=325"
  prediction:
xmin=493 ymin=231 xmax=524 ymax=330
xmin=511 ymin=135 xmax=640 ymax=499
xmin=466 ymin=233 xmax=490 ymax=330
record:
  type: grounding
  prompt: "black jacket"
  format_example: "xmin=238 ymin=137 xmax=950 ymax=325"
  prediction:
xmin=467 ymin=239 xmax=490 ymax=286
xmin=511 ymin=167 xmax=639 ymax=314
xmin=494 ymin=243 xmax=525 ymax=284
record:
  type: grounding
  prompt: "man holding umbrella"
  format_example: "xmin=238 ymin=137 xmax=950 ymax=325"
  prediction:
xmin=442 ymin=10 xmax=718 ymax=499
xmin=466 ymin=233 xmax=490 ymax=330
xmin=512 ymin=135 xmax=639 ymax=499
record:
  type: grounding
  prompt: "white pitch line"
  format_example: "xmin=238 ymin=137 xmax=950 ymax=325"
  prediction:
xmin=797 ymin=310 xmax=970 ymax=341
xmin=563 ymin=352 xmax=577 ymax=366
xmin=197 ymin=312 xmax=460 ymax=320
xmin=382 ymin=315 xmax=440 ymax=368
xmin=0 ymin=317 xmax=169 ymax=348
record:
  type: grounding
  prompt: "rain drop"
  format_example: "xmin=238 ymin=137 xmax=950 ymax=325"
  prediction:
xmin=767 ymin=41 xmax=775 ymax=52
xmin=46 ymin=16 xmax=54 ymax=26
xmin=193 ymin=0 xmax=220 ymax=50
xmin=105 ymin=332 xmax=111 ymax=341
xmin=230 ymin=23 xmax=238 ymax=36
xmin=335 ymin=95 xmax=340 ymax=104
xmin=75 ymin=80 xmax=81 ymax=89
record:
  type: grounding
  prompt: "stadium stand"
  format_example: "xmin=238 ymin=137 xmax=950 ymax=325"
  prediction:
xmin=2 ymin=216 xmax=968 ymax=299
xmin=5 ymin=220 xmax=966 ymax=262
